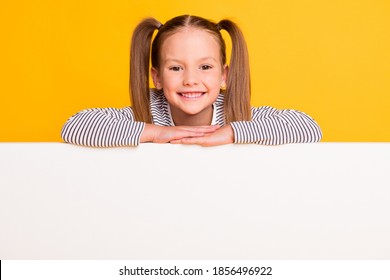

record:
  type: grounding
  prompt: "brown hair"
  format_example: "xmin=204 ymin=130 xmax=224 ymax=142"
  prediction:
xmin=130 ymin=15 xmax=251 ymax=123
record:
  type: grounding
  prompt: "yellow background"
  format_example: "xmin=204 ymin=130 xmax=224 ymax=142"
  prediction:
xmin=1 ymin=0 xmax=389 ymax=142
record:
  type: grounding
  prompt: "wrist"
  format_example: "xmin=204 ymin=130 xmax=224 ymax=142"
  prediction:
xmin=140 ymin=123 xmax=158 ymax=143
xmin=224 ymin=124 xmax=234 ymax=143
xmin=225 ymin=123 xmax=236 ymax=143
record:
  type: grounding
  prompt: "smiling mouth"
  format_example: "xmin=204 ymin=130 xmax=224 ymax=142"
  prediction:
xmin=178 ymin=92 xmax=205 ymax=99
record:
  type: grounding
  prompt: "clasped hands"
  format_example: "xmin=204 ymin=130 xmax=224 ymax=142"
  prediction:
xmin=140 ymin=124 xmax=234 ymax=147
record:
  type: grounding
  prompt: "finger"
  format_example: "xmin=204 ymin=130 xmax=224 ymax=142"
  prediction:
xmin=171 ymin=137 xmax=205 ymax=145
xmin=180 ymin=132 xmax=205 ymax=138
xmin=180 ymin=125 xmax=220 ymax=133
xmin=169 ymin=132 xmax=205 ymax=142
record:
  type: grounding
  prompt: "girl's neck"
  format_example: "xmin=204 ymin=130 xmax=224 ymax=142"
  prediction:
xmin=170 ymin=106 xmax=213 ymax=126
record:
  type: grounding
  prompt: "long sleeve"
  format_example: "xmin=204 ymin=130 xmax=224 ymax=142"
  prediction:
xmin=230 ymin=106 xmax=322 ymax=145
xmin=61 ymin=107 xmax=145 ymax=147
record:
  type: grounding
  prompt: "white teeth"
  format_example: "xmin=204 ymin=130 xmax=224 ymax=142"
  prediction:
xmin=180 ymin=92 xmax=203 ymax=98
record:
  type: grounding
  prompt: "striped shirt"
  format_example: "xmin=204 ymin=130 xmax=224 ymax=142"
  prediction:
xmin=61 ymin=89 xmax=322 ymax=147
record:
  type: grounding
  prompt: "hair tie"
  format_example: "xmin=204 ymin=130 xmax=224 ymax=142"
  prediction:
xmin=158 ymin=23 xmax=163 ymax=30
xmin=216 ymin=23 xmax=222 ymax=31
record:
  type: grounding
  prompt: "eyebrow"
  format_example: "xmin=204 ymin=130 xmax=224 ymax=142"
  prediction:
xmin=163 ymin=57 xmax=218 ymax=63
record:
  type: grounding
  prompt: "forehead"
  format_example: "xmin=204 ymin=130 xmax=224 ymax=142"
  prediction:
xmin=160 ymin=28 xmax=221 ymax=59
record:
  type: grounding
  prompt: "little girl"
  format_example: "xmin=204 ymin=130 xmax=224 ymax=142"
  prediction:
xmin=61 ymin=15 xmax=322 ymax=147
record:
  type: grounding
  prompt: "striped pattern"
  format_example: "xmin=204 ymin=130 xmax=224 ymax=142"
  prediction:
xmin=61 ymin=89 xmax=322 ymax=147
xmin=232 ymin=106 xmax=322 ymax=145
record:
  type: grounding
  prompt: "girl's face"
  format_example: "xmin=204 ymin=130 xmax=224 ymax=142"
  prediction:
xmin=152 ymin=28 xmax=227 ymax=125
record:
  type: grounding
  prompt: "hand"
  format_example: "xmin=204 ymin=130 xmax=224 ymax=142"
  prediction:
xmin=140 ymin=124 xmax=221 ymax=143
xmin=170 ymin=125 xmax=234 ymax=147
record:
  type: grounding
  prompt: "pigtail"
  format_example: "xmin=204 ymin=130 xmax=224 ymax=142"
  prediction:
xmin=217 ymin=20 xmax=251 ymax=123
xmin=130 ymin=18 xmax=161 ymax=122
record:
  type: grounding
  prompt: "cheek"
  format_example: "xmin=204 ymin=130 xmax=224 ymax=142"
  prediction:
xmin=160 ymin=73 xmax=180 ymax=88
xmin=203 ymin=72 xmax=223 ymax=87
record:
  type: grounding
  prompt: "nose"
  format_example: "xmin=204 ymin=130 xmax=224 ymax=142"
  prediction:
xmin=183 ymin=69 xmax=199 ymax=86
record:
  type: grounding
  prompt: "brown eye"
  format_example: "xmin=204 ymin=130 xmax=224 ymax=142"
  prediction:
xmin=169 ymin=66 xmax=182 ymax=71
xmin=200 ymin=65 xmax=212 ymax=70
